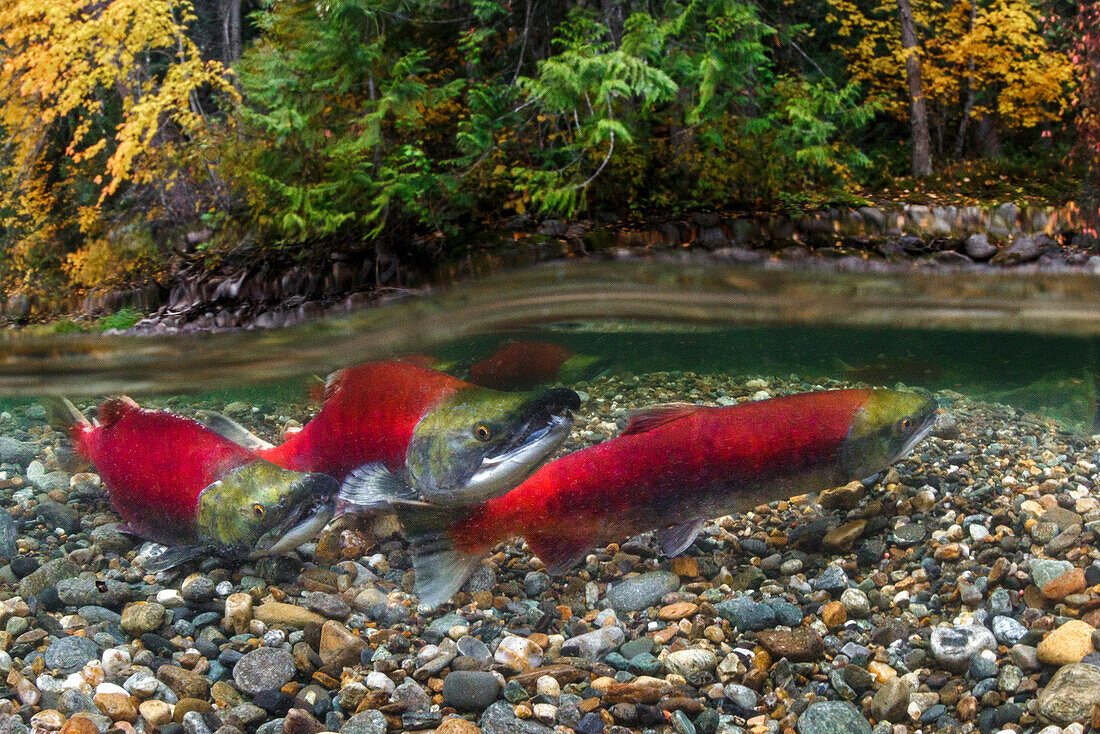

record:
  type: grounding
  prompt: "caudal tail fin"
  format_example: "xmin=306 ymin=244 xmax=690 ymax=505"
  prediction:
xmin=42 ymin=396 xmax=90 ymax=436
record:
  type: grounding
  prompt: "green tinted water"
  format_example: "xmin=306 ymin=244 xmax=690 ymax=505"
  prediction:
xmin=0 ymin=261 xmax=1097 ymax=430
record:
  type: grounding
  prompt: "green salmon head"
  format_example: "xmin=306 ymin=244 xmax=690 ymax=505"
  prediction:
xmin=196 ymin=462 xmax=339 ymax=557
xmin=406 ymin=386 xmax=580 ymax=505
xmin=839 ymin=390 xmax=939 ymax=480
xmin=556 ymin=353 xmax=607 ymax=384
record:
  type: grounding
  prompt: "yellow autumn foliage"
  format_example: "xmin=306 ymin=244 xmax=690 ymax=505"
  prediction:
xmin=826 ymin=0 xmax=1074 ymax=129
xmin=0 ymin=0 xmax=237 ymax=290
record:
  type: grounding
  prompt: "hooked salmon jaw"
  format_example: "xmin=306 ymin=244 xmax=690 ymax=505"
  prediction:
xmin=406 ymin=385 xmax=580 ymax=505
xmin=465 ymin=412 xmax=572 ymax=499
xmin=246 ymin=472 xmax=339 ymax=556
xmin=254 ymin=488 xmax=337 ymax=555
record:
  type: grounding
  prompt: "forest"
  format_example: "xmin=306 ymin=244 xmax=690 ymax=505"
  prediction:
xmin=0 ymin=0 xmax=1095 ymax=309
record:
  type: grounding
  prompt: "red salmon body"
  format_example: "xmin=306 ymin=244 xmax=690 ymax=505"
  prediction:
xmin=454 ymin=389 xmax=877 ymax=560
xmin=467 ymin=342 xmax=580 ymax=391
xmin=397 ymin=387 xmax=937 ymax=607
xmin=69 ymin=399 xmax=257 ymax=543
xmin=260 ymin=362 xmax=471 ymax=479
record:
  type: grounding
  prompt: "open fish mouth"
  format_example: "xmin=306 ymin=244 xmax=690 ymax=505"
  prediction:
xmin=253 ymin=474 xmax=339 ymax=556
xmin=463 ymin=389 xmax=578 ymax=502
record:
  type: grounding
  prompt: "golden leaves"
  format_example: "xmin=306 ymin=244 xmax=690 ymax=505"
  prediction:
xmin=822 ymin=0 xmax=1074 ymax=130
xmin=0 ymin=0 xmax=236 ymax=205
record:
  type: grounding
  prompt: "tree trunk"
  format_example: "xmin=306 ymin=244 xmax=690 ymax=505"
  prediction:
xmin=897 ymin=0 xmax=932 ymax=177
xmin=220 ymin=0 xmax=242 ymax=65
xmin=977 ymin=113 xmax=1001 ymax=158
xmin=954 ymin=0 xmax=978 ymax=156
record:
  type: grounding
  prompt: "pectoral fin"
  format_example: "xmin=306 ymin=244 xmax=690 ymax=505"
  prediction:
xmin=139 ymin=544 xmax=206 ymax=572
xmin=42 ymin=396 xmax=90 ymax=432
xmin=657 ymin=518 xmax=705 ymax=557
xmin=194 ymin=410 xmax=274 ymax=452
xmin=338 ymin=463 xmax=419 ymax=514
xmin=392 ymin=502 xmax=483 ymax=610
xmin=407 ymin=531 xmax=483 ymax=610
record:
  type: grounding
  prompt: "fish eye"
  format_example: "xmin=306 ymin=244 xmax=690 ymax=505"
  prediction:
xmin=474 ymin=422 xmax=492 ymax=441
xmin=895 ymin=417 xmax=913 ymax=434
xmin=252 ymin=504 xmax=265 ymax=519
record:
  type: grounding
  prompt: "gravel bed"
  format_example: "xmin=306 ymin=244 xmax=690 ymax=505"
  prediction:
xmin=0 ymin=372 xmax=1094 ymax=734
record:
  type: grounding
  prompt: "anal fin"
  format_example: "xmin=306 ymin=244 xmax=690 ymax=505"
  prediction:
xmin=657 ymin=518 xmax=705 ymax=557
xmin=527 ymin=533 xmax=592 ymax=576
xmin=194 ymin=410 xmax=275 ymax=452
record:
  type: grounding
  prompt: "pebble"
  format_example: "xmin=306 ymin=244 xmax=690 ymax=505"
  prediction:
xmin=757 ymin=629 xmax=825 ymax=662
xmin=0 ymin=437 xmax=35 ymax=467
xmin=561 ymin=627 xmax=624 ymax=661
xmin=253 ymin=602 xmax=325 ymax=628
xmin=714 ymin=597 xmax=775 ymax=631
xmin=840 ymin=588 xmax=870 ymax=618
xmin=811 ymin=565 xmax=849 ymax=592
xmin=224 ymin=593 xmax=253 ymax=635
xmin=45 ymin=636 xmax=101 ymax=675
xmin=442 ymin=671 xmax=501 ymax=711
xmin=663 ymin=649 xmax=717 ymax=678
xmin=992 ymin=616 xmax=1028 ymax=646
xmin=796 ymin=700 xmax=872 ymax=734
xmin=870 ymin=677 xmax=909 ymax=723
xmin=607 ymin=572 xmax=680 ymax=612
xmin=158 ymin=666 xmax=209 ymax=700
xmin=930 ymin=625 xmax=996 ymax=673
xmin=479 ymin=701 xmax=553 ymax=734
xmin=139 ymin=700 xmax=173 ymax=726
xmin=1037 ymin=663 xmax=1100 ymax=726
xmin=120 ymin=603 xmax=166 ymax=634
xmin=56 ymin=577 xmax=131 ymax=608
xmin=1031 ymin=558 xmax=1074 ymax=588
xmin=493 ymin=636 xmax=543 ymax=672
xmin=1037 ymin=620 xmax=1096 ymax=665
xmin=457 ymin=635 xmax=491 ymax=662
xmin=233 ymin=648 xmax=297 ymax=695
xmin=18 ymin=557 xmax=79 ymax=598
xmin=318 ymin=620 xmax=366 ymax=669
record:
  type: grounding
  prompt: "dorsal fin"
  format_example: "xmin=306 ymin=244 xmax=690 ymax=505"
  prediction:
xmin=621 ymin=403 xmax=701 ymax=436
xmin=308 ymin=370 xmax=344 ymax=404
xmin=97 ymin=396 xmax=139 ymax=426
xmin=194 ymin=410 xmax=274 ymax=452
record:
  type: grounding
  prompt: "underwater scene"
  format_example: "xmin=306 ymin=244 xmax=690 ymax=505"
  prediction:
xmin=0 ymin=265 xmax=1096 ymax=734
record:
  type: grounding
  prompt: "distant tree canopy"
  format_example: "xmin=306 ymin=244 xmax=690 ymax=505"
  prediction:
xmin=0 ymin=0 xmax=1086 ymax=306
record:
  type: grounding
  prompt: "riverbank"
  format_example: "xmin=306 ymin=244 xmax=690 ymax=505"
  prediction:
xmin=4 ymin=201 xmax=1098 ymax=336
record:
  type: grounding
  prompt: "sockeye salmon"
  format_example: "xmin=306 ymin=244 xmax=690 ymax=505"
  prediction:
xmin=466 ymin=341 xmax=604 ymax=391
xmin=46 ymin=396 xmax=339 ymax=572
xmin=198 ymin=361 xmax=580 ymax=508
xmin=342 ymin=388 xmax=938 ymax=607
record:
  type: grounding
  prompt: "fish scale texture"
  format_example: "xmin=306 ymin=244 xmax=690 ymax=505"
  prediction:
xmin=260 ymin=362 xmax=467 ymax=480
xmin=75 ymin=404 xmax=255 ymax=541
xmin=456 ymin=389 xmax=877 ymax=554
